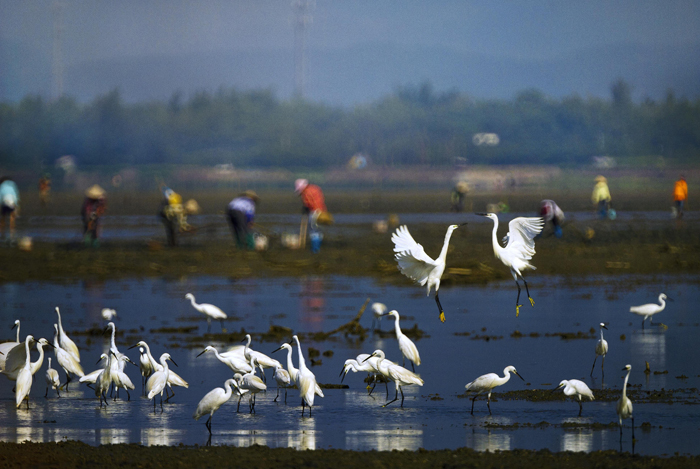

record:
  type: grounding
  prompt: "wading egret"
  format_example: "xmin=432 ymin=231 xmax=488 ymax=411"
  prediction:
xmin=184 ymin=293 xmax=227 ymax=333
xmin=272 ymin=365 xmax=291 ymax=403
xmin=371 ymin=302 xmax=387 ymax=331
xmin=391 ymin=224 xmax=465 ymax=322
xmin=272 ymin=343 xmax=299 ymax=386
xmin=590 ymin=323 xmax=608 ymax=379
xmin=341 ymin=353 xmax=392 ymax=397
xmin=101 ymin=308 xmax=117 ymax=321
xmin=293 ymin=335 xmax=323 ymax=416
xmin=55 ymin=307 xmax=80 ymax=362
xmin=15 ymin=335 xmax=34 ymax=409
xmin=242 ymin=334 xmax=282 ymax=381
xmin=630 ymin=293 xmax=671 ymax=329
xmin=146 ymin=353 xmax=177 ymax=412
xmin=233 ymin=357 xmax=267 ymax=413
xmin=553 ymin=379 xmax=594 ymax=416
xmin=363 ymin=349 xmax=423 ymax=407
xmin=617 ymin=364 xmax=634 ymax=441
xmin=464 ymin=365 xmax=524 ymax=414
xmin=383 ymin=310 xmax=421 ymax=372
xmin=0 ymin=319 xmax=21 ymax=371
xmin=94 ymin=354 xmax=113 ymax=408
xmin=197 ymin=345 xmax=253 ymax=375
xmin=2 ymin=337 xmax=52 ymax=382
xmin=110 ymin=354 xmax=136 ymax=401
xmin=138 ymin=347 xmax=153 ymax=394
xmin=105 ymin=322 xmax=127 ymax=372
xmin=79 ymin=354 xmax=109 ymax=386
xmin=193 ymin=378 xmax=240 ymax=434
xmin=129 ymin=341 xmax=188 ymax=401
xmin=476 ymin=213 xmax=544 ymax=316
xmin=45 ymin=357 xmax=61 ymax=398
xmin=53 ymin=324 xmax=84 ymax=389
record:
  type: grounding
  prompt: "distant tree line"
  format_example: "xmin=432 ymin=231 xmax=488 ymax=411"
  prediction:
xmin=0 ymin=80 xmax=698 ymax=169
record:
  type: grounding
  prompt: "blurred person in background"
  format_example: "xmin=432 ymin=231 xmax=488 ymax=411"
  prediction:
xmin=38 ymin=174 xmax=51 ymax=208
xmin=673 ymin=175 xmax=688 ymax=219
xmin=227 ymin=190 xmax=259 ymax=250
xmin=159 ymin=184 xmax=184 ymax=247
xmin=295 ymin=179 xmax=329 ymax=253
xmin=450 ymin=181 xmax=470 ymax=212
xmin=539 ymin=199 xmax=565 ymax=238
xmin=81 ymin=185 xmax=106 ymax=247
xmin=592 ymin=175 xmax=611 ymax=220
xmin=0 ymin=176 xmax=20 ymax=245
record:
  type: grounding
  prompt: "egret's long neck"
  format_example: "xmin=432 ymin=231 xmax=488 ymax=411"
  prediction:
xmin=53 ymin=330 xmax=60 ymax=350
xmin=437 ymin=228 xmax=455 ymax=262
xmin=490 ymin=219 xmax=501 ymax=258
xmin=499 ymin=368 xmax=512 ymax=386
xmin=295 ymin=339 xmax=306 ymax=368
xmin=600 ymin=327 xmax=605 ymax=341
xmin=110 ymin=326 xmax=118 ymax=352
xmin=392 ymin=315 xmax=402 ymax=337
xmin=659 ymin=297 xmax=666 ymax=310
xmin=31 ymin=344 xmax=45 ymax=372
xmin=622 ymin=369 xmax=631 ymax=399
xmin=24 ymin=339 xmax=31 ymax=368
xmin=286 ymin=348 xmax=297 ymax=373
xmin=56 ymin=308 xmax=64 ymax=333
xmin=15 ymin=323 xmax=20 ymax=343
xmin=224 ymin=381 xmax=234 ymax=399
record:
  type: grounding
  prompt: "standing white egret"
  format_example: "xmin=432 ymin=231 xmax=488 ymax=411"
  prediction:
xmin=341 ymin=353 xmax=393 ymax=397
xmin=272 ymin=343 xmax=299 ymax=386
xmin=362 ymin=349 xmax=423 ymax=407
xmin=476 ymin=213 xmax=544 ymax=316
xmin=197 ymin=345 xmax=253 ymax=375
xmin=79 ymin=354 xmax=110 ymax=386
xmin=94 ymin=354 xmax=113 ymax=408
xmin=464 ymin=365 xmax=524 ymax=414
xmin=146 ymin=353 xmax=177 ymax=412
xmin=45 ymin=357 xmax=61 ymax=398
xmin=384 ymin=310 xmax=420 ymax=372
xmin=128 ymin=341 xmax=188 ymax=401
xmin=15 ymin=335 xmax=34 ymax=409
xmin=242 ymin=334 xmax=282 ymax=381
xmin=391 ymin=224 xmax=466 ymax=322
xmin=193 ymin=378 xmax=240 ymax=434
xmin=630 ymin=293 xmax=671 ymax=329
xmin=617 ymin=364 xmax=634 ymax=441
xmin=2 ymin=337 xmax=51 ymax=382
xmin=370 ymin=302 xmax=387 ymax=331
xmin=184 ymin=293 xmax=227 ymax=333
xmin=233 ymin=357 xmax=267 ymax=413
xmin=101 ymin=308 xmax=117 ymax=321
xmin=52 ymin=324 xmax=84 ymax=389
xmin=0 ymin=319 xmax=21 ymax=371
xmin=110 ymin=355 xmax=136 ymax=400
xmin=292 ymin=335 xmax=323 ymax=416
xmin=553 ymin=379 xmax=594 ymax=416
xmin=138 ymin=347 xmax=153 ymax=395
xmin=272 ymin=365 xmax=291 ymax=403
xmin=55 ymin=307 xmax=80 ymax=362
xmin=590 ymin=323 xmax=609 ymax=379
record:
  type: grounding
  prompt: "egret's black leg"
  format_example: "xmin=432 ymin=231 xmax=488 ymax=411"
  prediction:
xmin=411 ymin=361 xmax=415 ymax=373
xmin=435 ymin=293 xmax=446 ymax=323
xmin=400 ymin=387 xmax=405 ymax=407
xmin=274 ymin=386 xmax=280 ymax=402
xmin=237 ymin=395 xmax=242 ymax=412
xmin=45 ymin=387 xmax=48 ymax=398
xmin=578 ymin=400 xmax=583 ymax=416
xmin=126 ymin=389 xmax=131 ymax=401
xmin=590 ymin=355 xmax=598 ymax=376
xmin=632 ymin=416 xmax=635 ymax=440
xmin=470 ymin=397 xmax=476 ymax=415
xmin=383 ymin=388 xmax=399 ymax=407
xmin=487 ymin=395 xmax=492 ymax=415
xmin=523 ymin=278 xmax=535 ymax=306
xmin=602 ymin=355 xmax=605 ymax=380
xmin=206 ymin=415 xmax=212 ymax=434
xmin=284 ymin=388 xmax=287 ymax=404
xmin=642 ymin=319 xmax=645 ymax=330
xmin=160 ymin=394 xmax=164 ymax=412
xmin=515 ymin=281 xmax=523 ymax=316
xmin=165 ymin=387 xmax=175 ymax=402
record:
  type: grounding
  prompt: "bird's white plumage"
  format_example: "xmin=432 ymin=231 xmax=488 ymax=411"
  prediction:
xmin=386 ymin=310 xmax=421 ymax=368
xmin=293 ymin=335 xmax=323 ymax=410
xmin=55 ymin=307 xmax=80 ymax=363
xmin=275 ymin=343 xmax=299 ymax=385
xmin=617 ymin=365 xmax=634 ymax=430
xmin=556 ymin=379 xmax=594 ymax=402
xmin=0 ymin=319 xmax=21 ymax=371
xmin=242 ymin=334 xmax=282 ymax=374
xmin=198 ymin=345 xmax=253 ymax=374
xmin=15 ymin=335 xmax=34 ymax=408
xmin=464 ymin=365 xmax=523 ymax=413
xmin=193 ymin=378 xmax=239 ymax=423
xmin=185 ymin=293 xmax=227 ymax=323
xmin=146 ymin=353 xmax=174 ymax=400
xmin=45 ymin=357 xmax=61 ymax=394
xmin=80 ymin=354 xmax=109 ymax=385
xmin=595 ymin=323 xmax=608 ymax=357
xmin=630 ymin=293 xmax=669 ymax=326
xmin=101 ymin=308 xmax=117 ymax=320
xmin=53 ymin=324 xmax=84 ymax=378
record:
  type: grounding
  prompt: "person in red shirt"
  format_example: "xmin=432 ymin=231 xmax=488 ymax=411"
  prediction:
xmin=295 ymin=179 xmax=326 ymax=253
xmin=673 ymin=176 xmax=688 ymax=219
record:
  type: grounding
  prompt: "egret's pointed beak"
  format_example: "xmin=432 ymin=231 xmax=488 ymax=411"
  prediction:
xmin=96 ymin=356 xmax=105 ymax=365
xmin=102 ymin=327 xmax=111 ymax=336
xmin=515 ymin=371 xmax=525 ymax=381
xmin=459 ymin=222 xmax=468 ymax=227
xmin=602 ymin=325 xmax=608 ymax=330
xmin=339 ymin=365 xmax=347 ymax=378
xmin=45 ymin=343 xmax=55 ymax=349
xmin=240 ymin=338 xmax=246 ymax=343
xmin=551 ymin=384 xmax=563 ymax=392
xmin=169 ymin=358 xmax=179 ymax=367
xmin=362 ymin=353 xmax=377 ymax=363
xmin=196 ymin=349 xmax=208 ymax=358
xmin=11 ymin=323 xmax=17 ymax=331
xmin=127 ymin=343 xmax=139 ymax=350
xmin=272 ymin=346 xmax=284 ymax=354
xmin=475 ymin=213 xmax=488 ymax=216
xmin=126 ymin=357 xmax=137 ymax=366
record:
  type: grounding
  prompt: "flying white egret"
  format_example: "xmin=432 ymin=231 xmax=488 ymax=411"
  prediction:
xmin=101 ymin=308 xmax=117 ymax=321
xmin=553 ymin=379 xmax=594 ymax=416
xmin=233 ymin=357 xmax=267 ymax=413
xmin=391 ymin=224 xmax=466 ymax=322
xmin=0 ymin=319 xmax=21 ymax=371
xmin=370 ymin=302 xmax=387 ymax=331
xmin=293 ymin=335 xmax=323 ymax=416
xmin=45 ymin=357 xmax=61 ymax=398
xmin=242 ymin=334 xmax=282 ymax=381
xmin=617 ymin=364 xmax=634 ymax=441
xmin=15 ymin=335 xmax=34 ymax=409
xmin=630 ymin=293 xmax=671 ymax=329
xmin=53 ymin=324 xmax=84 ymax=389
xmin=590 ymin=323 xmax=609 ymax=379
xmin=193 ymin=378 xmax=240 ymax=434
xmin=383 ymin=310 xmax=421 ymax=372
xmin=476 ymin=213 xmax=544 ymax=316
xmin=184 ymin=293 xmax=227 ymax=333
xmin=55 ymin=307 xmax=80 ymax=362
xmin=146 ymin=353 xmax=177 ymax=412
xmin=197 ymin=345 xmax=253 ymax=375
xmin=272 ymin=365 xmax=291 ymax=403
xmin=464 ymin=365 xmax=524 ymax=414
xmin=128 ymin=341 xmax=188 ymax=401
xmin=362 ymin=349 xmax=423 ymax=407
xmin=272 ymin=343 xmax=299 ymax=386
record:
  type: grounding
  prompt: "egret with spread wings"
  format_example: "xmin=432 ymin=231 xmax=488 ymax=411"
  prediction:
xmin=391 ymin=224 xmax=466 ymax=323
xmin=477 ymin=213 xmax=544 ymax=316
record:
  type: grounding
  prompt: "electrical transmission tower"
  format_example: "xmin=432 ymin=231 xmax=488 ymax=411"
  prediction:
xmin=51 ymin=1 xmax=65 ymax=101
xmin=292 ymin=0 xmax=314 ymax=98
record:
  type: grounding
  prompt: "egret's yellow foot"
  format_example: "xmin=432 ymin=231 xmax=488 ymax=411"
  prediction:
xmin=529 ymin=297 xmax=535 ymax=307
xmin=516 ymin=304 xmax=522 ymax=317
xmin=439 ymin=311 xmax=446 ymax=323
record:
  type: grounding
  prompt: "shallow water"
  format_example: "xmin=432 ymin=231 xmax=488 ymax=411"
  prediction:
xmin=0 ymin=275 xmax=698 ymax=454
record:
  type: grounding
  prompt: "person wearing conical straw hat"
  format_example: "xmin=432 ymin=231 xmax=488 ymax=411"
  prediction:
xmin=227 ymin=190 xmax=259 ymax=250
xmin=591 ymin=175 xmax=611 ymax=220
xmin=81 ymin=185 xmax=106 ymax=247
xmin=0 ymin=176 xmax=20 ymax=246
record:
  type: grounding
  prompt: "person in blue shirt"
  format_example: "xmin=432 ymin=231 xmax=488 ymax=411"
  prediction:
xmin=0 ymin=176 xmax=20 ymax=244
xmin=227 ymin=190 xmax=259 ymax=250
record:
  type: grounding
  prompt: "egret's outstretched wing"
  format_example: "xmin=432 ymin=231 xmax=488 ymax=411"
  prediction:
xmin=391 ymin=225 xmax=438 ymax=286
xmin=504 ymin=217 xmax=544 ymax=259
xmin=465 ymin=373 xmax=497 ymax=393
xmin=2 ymin=342 xmax=28 ymax=374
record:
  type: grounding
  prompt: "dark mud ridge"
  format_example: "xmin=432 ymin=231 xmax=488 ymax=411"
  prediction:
xmin=1 ymin=441 xmax=699 ymax=468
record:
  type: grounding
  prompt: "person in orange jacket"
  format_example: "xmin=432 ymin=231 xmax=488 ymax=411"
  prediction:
xmin=295 ymin=179 xmax=327 ymax=253
xmin=673 ymin=175 xmax=688 ymax=219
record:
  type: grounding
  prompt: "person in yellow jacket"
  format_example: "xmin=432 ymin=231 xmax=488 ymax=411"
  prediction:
xmin=673 ymin=176 xmax=688 ymax=219
xmin=592 ymin=175 xmax=611 ymax=219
